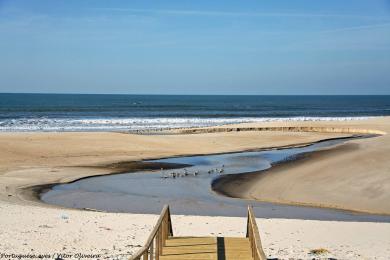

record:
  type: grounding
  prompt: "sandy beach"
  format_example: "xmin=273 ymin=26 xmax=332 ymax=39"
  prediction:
xmin=1 ymin=117 xmax=390 ymax=259
xmin=2 ymin=0 xmax=390 ymax=258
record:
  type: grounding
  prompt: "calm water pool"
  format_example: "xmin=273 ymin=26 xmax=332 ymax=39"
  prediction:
xmin=41 ymin=136 xmax=390 ymax=222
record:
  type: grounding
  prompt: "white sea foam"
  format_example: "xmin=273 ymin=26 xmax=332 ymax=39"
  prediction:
xmin=0 ymin=116 xmax=376 ymax=132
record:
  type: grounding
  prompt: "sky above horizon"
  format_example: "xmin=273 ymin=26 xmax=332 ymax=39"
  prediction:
xmin=0 ymin=0 xmax=390 ymax=95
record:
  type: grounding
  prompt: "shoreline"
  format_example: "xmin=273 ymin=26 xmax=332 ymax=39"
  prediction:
xmin=1 ymin=122 xmax=386 ymax=214
xmin=1 ymin=117 xmax=390 ymax=259
xmin=1 ymin=115 xmax=382 ymax=133
xmin=31 ymin=134 xmax=388 ymax=218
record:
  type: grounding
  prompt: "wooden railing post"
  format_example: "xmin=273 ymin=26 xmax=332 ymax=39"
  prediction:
xmin=129 ymin=205 xmax=173 ymax=260
xmin=156 ymin=229 xmax=160 ymax=260
xmin=150 ymin=239 xmax=154 ymax=259
xmin=246 ymin=205 xmax=267 ymax=260
xmin=142 ymin=250 xmax=149 ymax=260
xmin=142 ymin=249 xmax=148 ymax=260
xmin=162 ymin=216 xmax=166 ymax=246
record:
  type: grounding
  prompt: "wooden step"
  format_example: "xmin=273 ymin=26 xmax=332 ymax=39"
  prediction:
xmin=160 ymin=236 xmax=254 ymax=260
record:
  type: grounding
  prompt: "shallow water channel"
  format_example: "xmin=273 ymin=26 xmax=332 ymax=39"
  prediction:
xmin=41 ymin=136 xmax=390 ymax=222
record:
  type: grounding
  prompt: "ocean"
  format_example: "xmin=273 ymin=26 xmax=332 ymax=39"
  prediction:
xmin=1 ymin=93 xmax=390 ymax=131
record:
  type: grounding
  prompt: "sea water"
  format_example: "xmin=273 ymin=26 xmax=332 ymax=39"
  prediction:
xmin=1 ymin=94 xmax=390 ymax=131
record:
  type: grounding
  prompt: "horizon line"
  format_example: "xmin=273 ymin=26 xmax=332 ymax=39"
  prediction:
xmin=1 ymin=92 xmax=389 ymax=96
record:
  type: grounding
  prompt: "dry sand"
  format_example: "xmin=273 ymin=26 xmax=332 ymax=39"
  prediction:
xmin=1 ymin=117 xmax=390 ymax=259
xmin=1 ymin=200 xmax=390 ymax=260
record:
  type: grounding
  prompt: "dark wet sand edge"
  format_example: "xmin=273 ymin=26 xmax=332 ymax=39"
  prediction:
xmin=20 ymin=134 xmax=384 ymax=215
xmin=211 ymin=141 xmax=390 ymax=216
xmin=21 ymin=135 xmax=355 ymax=202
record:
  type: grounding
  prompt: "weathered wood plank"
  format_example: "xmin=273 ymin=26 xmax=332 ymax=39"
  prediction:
xmin=160 ymin=237 xmax=253 ymax=260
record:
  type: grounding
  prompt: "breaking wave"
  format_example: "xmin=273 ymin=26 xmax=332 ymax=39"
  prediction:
xmin=0 ymin=116 xmax=376 ymax=132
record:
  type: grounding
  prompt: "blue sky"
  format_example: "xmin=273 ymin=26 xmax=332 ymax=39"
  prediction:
xmin=0 ymin=0 xmax=389 ymax=95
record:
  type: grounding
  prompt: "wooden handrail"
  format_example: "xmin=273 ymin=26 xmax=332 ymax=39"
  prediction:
xmin=246 ymin=205 xmax=267 ymax=260
xmin=130 ymin=205 xmax=265 ymax=259
xmin=129 ymin=205 xmax=173 ymax=260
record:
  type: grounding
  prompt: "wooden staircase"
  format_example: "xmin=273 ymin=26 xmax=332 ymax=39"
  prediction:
xmin=130 ymin=205 xmax=266 ymax=260
xmin=160 ymin=236 xmax=253 ymax=260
